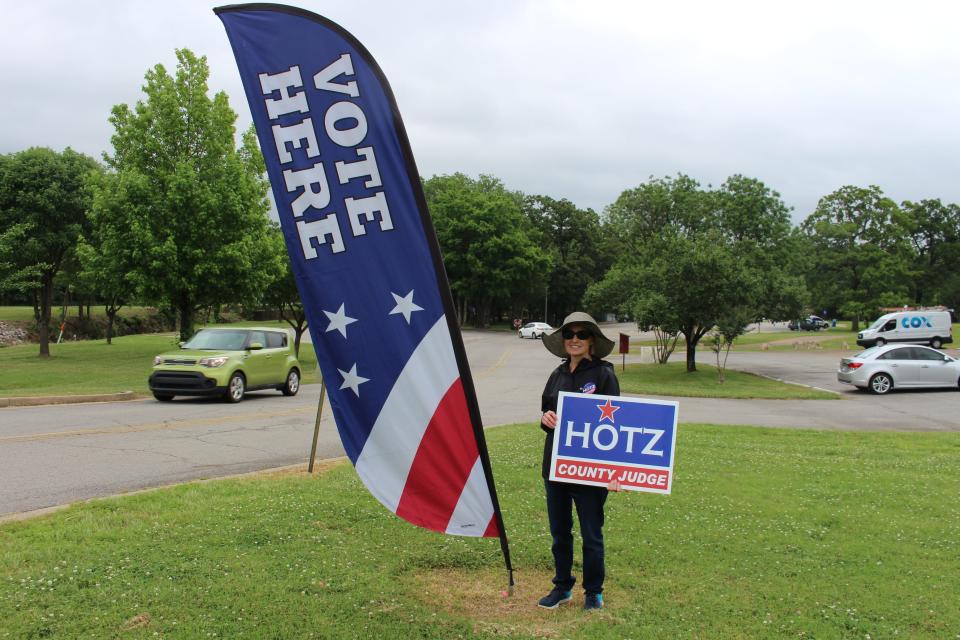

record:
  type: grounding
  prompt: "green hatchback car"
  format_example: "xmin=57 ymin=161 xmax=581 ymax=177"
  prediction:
xmin=149 ymin=327 xmax=302 ymax=403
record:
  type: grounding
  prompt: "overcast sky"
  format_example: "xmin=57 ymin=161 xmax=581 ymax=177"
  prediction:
xmin=3 ymin=0 xmax=959 ymax=222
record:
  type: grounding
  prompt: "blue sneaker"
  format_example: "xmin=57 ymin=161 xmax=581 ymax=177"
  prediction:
xmin=584 ymin=593 xmax=604 ymax=610
xmin=538 ymin=587 xmax=573 ymax=609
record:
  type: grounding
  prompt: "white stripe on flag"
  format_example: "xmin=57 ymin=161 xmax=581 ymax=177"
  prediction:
xmin=445 ymin=456 xmax=495 ymax=536
xmin=355 ymin=316 xmax=459 ymax=513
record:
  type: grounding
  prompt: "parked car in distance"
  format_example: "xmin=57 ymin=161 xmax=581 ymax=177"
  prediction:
xmin=837 ymin=344 xmax=960 ymax=394
xmin=149 ymin=327 xmax=301 ymax=403
xmin=788 ymin=316 xmax=828 ymax=331
xmin=519 ymin=322 xmax=553 ymax=339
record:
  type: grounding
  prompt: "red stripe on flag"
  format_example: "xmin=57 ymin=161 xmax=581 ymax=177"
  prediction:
xmin=396 ymin=378 xmax=480 ymax=532
xmin=483 ymin=514 xmax=499 ymax=537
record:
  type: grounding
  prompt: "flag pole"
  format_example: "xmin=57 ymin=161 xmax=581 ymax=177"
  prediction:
xmin=308 ymin=378 xmax=327 ymax=473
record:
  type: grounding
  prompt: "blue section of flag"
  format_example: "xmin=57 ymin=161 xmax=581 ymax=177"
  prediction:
xmin=556 ymin=394 xmax=676 ymax=468
xmin=218 ymin=6 xmax=445 ymax=462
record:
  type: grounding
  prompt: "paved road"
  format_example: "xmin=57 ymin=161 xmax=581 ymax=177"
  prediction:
xmin=2 ymin=325 xmax=959 ymax=517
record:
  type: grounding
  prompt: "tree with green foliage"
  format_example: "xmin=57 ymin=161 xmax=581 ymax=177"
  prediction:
xmin=600 ymin=173 xmax=712 ymax=258
xmin=424 ymin=173 xmax=549 ymax=327
xmin=801 ymin=185 xmax=912 ymax=330
xmin=643 ymin=231 xmax=760 ymax=372
xmin=715 ymin=175 xmax=808 ymax=322
xmin=586 ymin=174 xmax=791 ymax=372
xmin=103 ymin=49 xmax=277 ymax=341
xmin=0 ymin=222 xmax=41 ymax=294
xmin=0 ymin=147 xmax=101 ymax=356
xmin=522 ymin=195 xmax=605 ymax=325
xmin=77 ymin=171 xmax=147 ymax=344
xmin=709 ymin=306 xmax=756 ymax=383
xmin=633 ymin=289 xmax=681 ymax=364
xmin=900 ymin=198 xmax=960 ymax=308
xmin=261 ymin=227 xmax=309 ymax=358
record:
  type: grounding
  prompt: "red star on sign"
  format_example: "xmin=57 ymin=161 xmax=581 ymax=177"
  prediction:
xmin=596 ymin=399 xmax=620 ymax=423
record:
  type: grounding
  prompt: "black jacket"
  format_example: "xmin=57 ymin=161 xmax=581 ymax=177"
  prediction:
xmin=539 ymin=357 xmax=620 ymax=478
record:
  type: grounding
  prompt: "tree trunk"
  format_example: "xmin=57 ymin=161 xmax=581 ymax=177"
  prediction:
xmin=294 ymin=325 xmax=307 ymax=358
xmin=475 ymin=298 xmax=492 ymax=328
xmin=685 ymin=333 xmax=697 ymax=372
xmin=38 ymin=276 xmax=54 ymax=357
xmin=852 ymin=317 xmax=860 ymax=333
xmin=178 ymin=300 xmax=195 ymax=342
xmin=106 ymin=308 xmax=116 ymax=345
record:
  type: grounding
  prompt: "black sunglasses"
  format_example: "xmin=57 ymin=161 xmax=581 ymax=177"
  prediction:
xmin=562 ymin=329 xmax=593 ymax=340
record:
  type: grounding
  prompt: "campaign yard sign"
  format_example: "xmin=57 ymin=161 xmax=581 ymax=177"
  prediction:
xmin=549 ymin=392 xmax=678 ymax=494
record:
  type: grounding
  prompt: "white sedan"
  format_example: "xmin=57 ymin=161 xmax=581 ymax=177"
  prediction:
xmin=518 ymin=322 xmax=553 ymax=339
xmin=838 ymin=344 xmax=960 ymax=394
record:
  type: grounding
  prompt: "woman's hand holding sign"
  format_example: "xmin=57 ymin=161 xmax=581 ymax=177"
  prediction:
xmin=542 ymin=410 xmax=558 ymax=429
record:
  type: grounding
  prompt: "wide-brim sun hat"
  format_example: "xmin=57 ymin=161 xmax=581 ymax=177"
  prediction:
xmin=542 ymin=311 xmax=616 ymax=359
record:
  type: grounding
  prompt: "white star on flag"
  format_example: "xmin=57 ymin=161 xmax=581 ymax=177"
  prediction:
xmin=389 ymin=290 xmax=423 ymax=324
xmin=338 ymin=363 xmax=370 ymax=397
xmin=323 ymin=303 xmax=357 ymax=338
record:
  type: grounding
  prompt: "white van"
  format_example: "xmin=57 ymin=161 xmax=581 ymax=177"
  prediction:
xmin=856 ymin=310 xmax=953 ymax=349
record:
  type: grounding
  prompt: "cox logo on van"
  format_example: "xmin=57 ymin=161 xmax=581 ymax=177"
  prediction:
xmin=901 ymin=316 xmax=933 ymax=329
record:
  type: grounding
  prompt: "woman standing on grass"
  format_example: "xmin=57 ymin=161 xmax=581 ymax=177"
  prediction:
xmin=536 ymin=312 xmax=620 ymax=611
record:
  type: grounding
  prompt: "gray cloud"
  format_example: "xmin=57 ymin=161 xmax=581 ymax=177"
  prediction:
xmin=3 ymin=0 xmax=959 ymax=221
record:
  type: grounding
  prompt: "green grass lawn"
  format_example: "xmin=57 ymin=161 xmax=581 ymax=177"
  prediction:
xmin=2 ymin=423 xmax=958 ymax=638
xmin=0 ymin=334 xmax=320 ymax=397
xmin=0 ymin=306 xmax=159 ymax=323
xmin=0 ymin=306 xmax=36 ymax=322
xmin=630 ymin=329 xmax=861 ymax=353
xmin=618 ymin=362 xmax=837 ymax=399
xmin=735 ymin=333 xmax=860 ymax=352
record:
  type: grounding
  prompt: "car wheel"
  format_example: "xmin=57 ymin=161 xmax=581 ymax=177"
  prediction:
xmin=225 ymin=372 xmax=246 ymax=403
xmin=869 ymin=373 xmax=893 ymax=395
xmin=153 ymin=393 xmax=174 ymax=402
xmin=931 ymin=337 xmax=943 ymax=349
xmin=876 ymin=338 xmax=886 ymax=347
xmin=281 ymin=368 xmax=300 ymax=396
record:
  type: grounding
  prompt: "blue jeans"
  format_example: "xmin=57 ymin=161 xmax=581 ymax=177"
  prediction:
xmin=545 ymin=480 xmax=607 ymax=594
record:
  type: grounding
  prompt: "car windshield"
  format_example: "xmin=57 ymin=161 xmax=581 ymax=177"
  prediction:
xmin=183 ymin=330 xmax=248 ymax=351
xmin=866 ymin=317 xmax=889 ymax=330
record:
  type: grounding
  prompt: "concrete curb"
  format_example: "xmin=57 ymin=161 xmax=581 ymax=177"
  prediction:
xmin=0 ymin=458 xmax=349 ymax=525
xmin=0 ymin=391 xmax=141 ymax=408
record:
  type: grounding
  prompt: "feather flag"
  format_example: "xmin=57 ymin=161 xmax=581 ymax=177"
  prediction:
xmin=215 ymin=3 xmax=511 ymax=554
